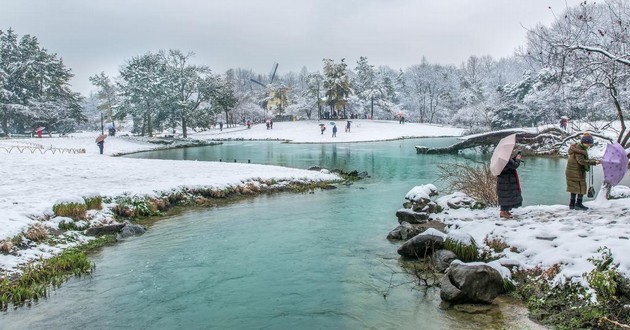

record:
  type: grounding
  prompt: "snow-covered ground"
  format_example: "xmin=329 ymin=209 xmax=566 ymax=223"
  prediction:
xmin=1 ymin=119 xmax=629 ymax=288
xmin=195 ymin=119 xmax=464 ymax=143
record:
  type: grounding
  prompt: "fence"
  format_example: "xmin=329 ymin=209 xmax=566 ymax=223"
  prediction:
xmin=0 ymin=146 xmax=86 ymax=154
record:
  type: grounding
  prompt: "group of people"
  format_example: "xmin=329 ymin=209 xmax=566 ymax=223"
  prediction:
xmin=496 ymin=132 xmax=600 ymax=219
xmin=320 ymin=121 xmax=351 ymax=137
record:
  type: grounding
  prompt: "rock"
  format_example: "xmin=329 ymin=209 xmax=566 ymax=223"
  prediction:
xmin=439 ymin=261 xmax=505 ymax=304
xmin=395 ymin=208 xmax=429 ymax=224
xmin=397 ymin=231 xmax=444 ymax=258
xmin=119 ymin=221 xmax=146 ymax=238
xmin=387 ymin=221 xmax=426 ymax=240
xmin=85 ymin=223 xmax=125 ymax=236
xmin=439 ymin=192 xmax=478 ymax=210
xmin=432 ymin=249 xmax=458 ymax=273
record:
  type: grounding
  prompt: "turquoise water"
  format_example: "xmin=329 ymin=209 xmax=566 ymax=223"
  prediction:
xmin=2 ymin=138 xmax=619 ymax=329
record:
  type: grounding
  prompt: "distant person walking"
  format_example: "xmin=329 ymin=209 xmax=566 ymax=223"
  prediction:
xmin=559 ymin=117 xmax=568 ymax=131
xmin=320 ymin=125 xmax=326 ymax=135
xmin=566 ymin=132 xmax=600 ymax=210
xmin=219 ymin=122 xmax=223 ymax=131
xmin=345 ymin=121 xmax=351 ymax=132
xmin=496 ymin=152 xmax=523 ymax=218
xmin=332 ymin=125 xmax=337 ymax=137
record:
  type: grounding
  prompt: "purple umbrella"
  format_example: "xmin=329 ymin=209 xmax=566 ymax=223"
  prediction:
xmin=600 ymin=143 xmax=629 ymax=186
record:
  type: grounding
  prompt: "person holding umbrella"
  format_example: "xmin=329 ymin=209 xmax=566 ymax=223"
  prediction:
xmin=565 ymin=132 xmax=601 ymax=210
xmin=496 ymin=151 xmax=523 ymax=219
xmin=491 ymin=134 xmax=523 ymax=219
xmin=96 ymin=134 xmax=107 ymax=155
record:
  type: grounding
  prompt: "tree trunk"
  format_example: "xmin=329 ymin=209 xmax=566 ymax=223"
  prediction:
xmin=147 ymin=112 xmax=153 ymax=137
xmin=1 ymin=115 xmax=8 ymax=136
xmin=182 ymin=116 xmax=187 ymax=138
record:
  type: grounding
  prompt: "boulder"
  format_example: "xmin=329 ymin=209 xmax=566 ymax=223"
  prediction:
xmin=440 ymin=261 xmax=505 ymax=304
xmin=85 ymin=223 xmax=125 ymax=236
xmin=395 ymin=208 xmax=429 ymax=224
xmin=387 ymin=221 xmax=425 ymax=240
xmin=432 ymin=249 xmax=458 ymax=273
xmin=397 ymin=231 xmax=444 ymax=258
xmin=119 ymin=221 xmax=146 ymax=238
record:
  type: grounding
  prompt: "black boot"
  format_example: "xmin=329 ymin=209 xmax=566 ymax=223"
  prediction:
xmin=574 ymin=198 xmax=589 ymax=210
xmin=569 ymin=194 xmax=576 ymax=209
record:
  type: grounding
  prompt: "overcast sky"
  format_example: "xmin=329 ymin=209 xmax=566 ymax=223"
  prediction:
xmin=1 ymin=0 xmax=576 ymax=95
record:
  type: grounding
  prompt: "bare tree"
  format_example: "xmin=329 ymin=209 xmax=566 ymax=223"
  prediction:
xmin=524 ymin=0 xmax=630 ymax=146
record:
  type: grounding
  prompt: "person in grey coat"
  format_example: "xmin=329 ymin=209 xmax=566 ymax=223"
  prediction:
xmin=496 ymin=152 xmax=523 ymax=218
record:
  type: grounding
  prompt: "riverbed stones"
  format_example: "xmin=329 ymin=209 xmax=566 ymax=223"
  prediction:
xmin=440 ymin=261 xmax=505 ymax=304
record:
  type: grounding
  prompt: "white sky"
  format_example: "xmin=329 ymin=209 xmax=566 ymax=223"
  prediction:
xmin=1 ymin=120 xmax=629 ymax=288
xmin=0 ymin=0 xmax=577 ymax=95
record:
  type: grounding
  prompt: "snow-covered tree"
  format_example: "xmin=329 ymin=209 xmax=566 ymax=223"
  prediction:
xmin=402 ymin=61 xmax=459 ymax=123
xmin=211 ymin=75 xmax=238 ymax=126
xmin=89 ymin=71 xmax=119 ymax=131
xmin=161 ymin=49 xmax=215 ymax=137
xmin=118 ymin=52 xmax=169 ymax=137
xmin=524 ymin=0 xmax=630 ymax=145
xmin=0 ymin=28 xmax=84 ymax=135
xmin=322 ymin=58 xmax=352 ymax=118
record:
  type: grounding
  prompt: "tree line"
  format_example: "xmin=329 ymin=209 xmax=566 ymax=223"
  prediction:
xmin=2 ymin=0 xmax=628 ymax=144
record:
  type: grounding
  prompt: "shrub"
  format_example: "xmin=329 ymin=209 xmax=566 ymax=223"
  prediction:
xmin=515 ymin=249 xmax=630 ymax=329
xmin=113 ymin=194 xmax=160 ymax=218
xmin=437 ymin=162 xmax=498 ymax=206
xmin=52 ymin=202 xmax=87 ymax=220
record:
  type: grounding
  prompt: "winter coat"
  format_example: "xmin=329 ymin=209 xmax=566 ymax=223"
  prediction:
xmin=565 ymin=143 xmax=598 ymax=194
xmin=496 ymin=158 xmax=522 ymax=209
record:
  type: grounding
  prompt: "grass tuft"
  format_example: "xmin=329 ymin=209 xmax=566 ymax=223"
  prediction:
xmin=52 ymin=202 xmax=87 ymax=220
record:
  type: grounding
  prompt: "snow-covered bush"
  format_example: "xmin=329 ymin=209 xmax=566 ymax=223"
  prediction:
xmin=444 ymin=230 xmax=479 ymax=262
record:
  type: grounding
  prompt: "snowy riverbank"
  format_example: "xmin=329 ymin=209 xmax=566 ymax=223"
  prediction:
xmin=1 ymin=119 xmax=629 ymax=288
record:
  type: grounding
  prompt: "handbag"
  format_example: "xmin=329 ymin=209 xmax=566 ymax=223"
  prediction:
xmin=587 ymin=165 xmax=595 ymax=198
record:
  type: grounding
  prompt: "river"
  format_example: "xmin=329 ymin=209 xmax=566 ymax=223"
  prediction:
xmin=4 ymin=138 xmax=611 ymax=329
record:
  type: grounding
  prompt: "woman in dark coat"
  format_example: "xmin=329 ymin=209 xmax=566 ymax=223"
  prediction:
xmin=565 ymin=133 xmax=600 ymax=210
xmin=496 ymin=153 xmax=523 ymax=219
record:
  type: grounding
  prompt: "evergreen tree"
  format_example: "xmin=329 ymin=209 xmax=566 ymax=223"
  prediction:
xmin=0 ymin=28 xmax=84 ymax=135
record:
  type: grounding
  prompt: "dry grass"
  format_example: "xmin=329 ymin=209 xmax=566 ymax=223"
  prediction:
xmin=437 ymin=162 xmax=498 ymax=206
xmin=25 ymin=223 xmax=49 ymax=242
xmin=0 ymin=240 xmax=13 ymax=253
xmin=52 ymin=202 xmax=87 ymax=220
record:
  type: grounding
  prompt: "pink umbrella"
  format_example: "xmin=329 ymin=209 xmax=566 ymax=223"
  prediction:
xmin=490 ymin=134 xmax=516 ymax=176
xmin=95 ymin=134 xmax=107 ymax=143
xmin=601 ymin=143 xmax=629 ymax=186
xmin=35 ymin=126 xmax=45 ymax=132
